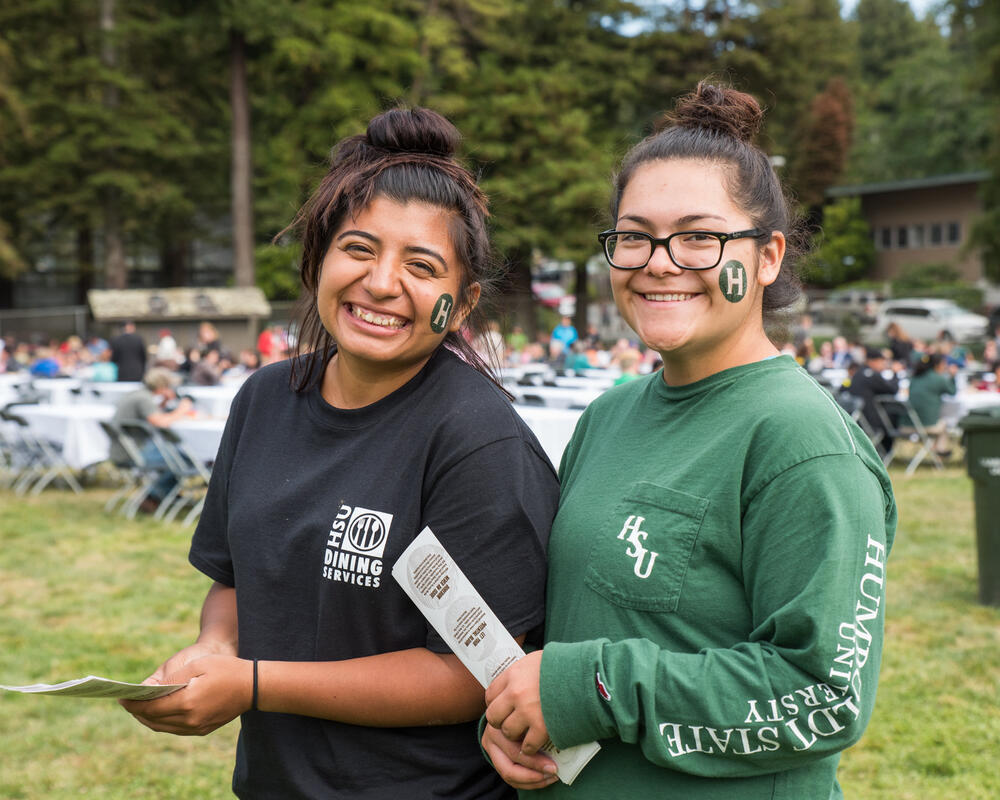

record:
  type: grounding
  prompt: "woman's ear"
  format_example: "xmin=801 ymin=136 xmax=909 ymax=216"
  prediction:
xmin=449 ymin=282 xmax=481 ymax=332
xmin=755 ymin=231 xmax=785 ymax=288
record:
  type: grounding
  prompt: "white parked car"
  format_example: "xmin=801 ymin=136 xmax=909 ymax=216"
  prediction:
xmin=875 ymin=298 xmax=988 ymax=342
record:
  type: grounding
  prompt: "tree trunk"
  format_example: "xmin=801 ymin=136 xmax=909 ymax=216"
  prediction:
xmin=100 ymin=0 xmax=126 ymax=289
xmin=160 ymin=231 xmax=190 ymax=287
xmin=573 ymin=261 xmax=588 ymax=338
xmin=504 ymin=247 xmax=537 ymax=339
xmin=230 ymin=28 xmax=254 ymax=287
xmin=75 ymin=226 xmax=94 ymax=304
xmin=102 ymin=195 xmax=126 ymax=288
xmin=408 ymin=0 xmax=440 ymax=105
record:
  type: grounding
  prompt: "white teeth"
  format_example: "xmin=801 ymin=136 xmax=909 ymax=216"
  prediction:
xmin=644 ymin=293 xmax=695 ymax=302
xmin=351 ymin=305 xmax=405 ymax=328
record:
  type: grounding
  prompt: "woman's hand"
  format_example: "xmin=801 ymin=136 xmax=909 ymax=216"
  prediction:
xmin=481 ymin=722 xmax=559 ymax=790
xmin=119 ymin=654 xmax=252 ymax=736
xmin=485 ymin=650 xmax=549 ymax=755
xmin=142 ymin=639 xmax=235 ymax=687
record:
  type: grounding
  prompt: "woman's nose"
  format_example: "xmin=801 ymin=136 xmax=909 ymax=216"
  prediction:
xmin=363 ymin=258 xmax=401 ymax=297
xmin=644 ymin=242 xmax=683 ymax=277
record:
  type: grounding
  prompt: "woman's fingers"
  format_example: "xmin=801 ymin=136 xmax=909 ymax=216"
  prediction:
xmin=481 ymin=723 xmax=559 ymax=791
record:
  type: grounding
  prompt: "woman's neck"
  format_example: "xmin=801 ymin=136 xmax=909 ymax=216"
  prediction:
xmin=321 ymin=350 xmax=432 ymax=409
xmin=659 ymin=325 xmax=779 ymax=386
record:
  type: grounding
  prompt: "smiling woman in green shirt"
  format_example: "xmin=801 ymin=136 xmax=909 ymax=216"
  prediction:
xmin=481 ymin=82 xmax=897 ymax=800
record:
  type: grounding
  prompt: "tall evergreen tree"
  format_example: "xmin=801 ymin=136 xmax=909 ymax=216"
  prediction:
xmin=790 ymin=77 xmax=854 ymax=212
xmin=426 ymin=0 xmax=640 ymax=334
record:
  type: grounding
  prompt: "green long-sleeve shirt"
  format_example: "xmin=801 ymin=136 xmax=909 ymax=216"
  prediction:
xmin=535 ymin=357 xmax=896 ymax=799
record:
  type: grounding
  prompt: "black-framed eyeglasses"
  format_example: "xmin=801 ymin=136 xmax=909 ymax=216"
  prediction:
xmin=597 ymin=228 xmax=770 ymax=270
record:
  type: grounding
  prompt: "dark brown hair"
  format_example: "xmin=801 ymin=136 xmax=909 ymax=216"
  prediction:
xmin=611 ymin=81 xmax=802 ymax=317
xmin=284 ymin=106 xmax=507 ymax=394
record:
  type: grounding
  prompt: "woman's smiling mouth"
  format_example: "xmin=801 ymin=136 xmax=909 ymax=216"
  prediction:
xmin=345 ymin=302 xmax=409 ymax=329
xmin=642 ymin=292 xmax=698 ymax=302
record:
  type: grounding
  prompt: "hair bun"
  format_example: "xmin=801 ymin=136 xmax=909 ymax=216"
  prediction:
xmin=365 ymin=107 xmax=460 ymax=157
xmin=657 ymin=81 xmax=763 ymax=143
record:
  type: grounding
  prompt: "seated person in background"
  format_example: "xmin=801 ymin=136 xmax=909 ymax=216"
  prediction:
xmin=112 ymin=367 xmax=196 ymax=511
xmin=29 ymin=346 xmax=62 ymax=377
xmin=189 ymin=348 xmax=222 ymax=386
xmin=564 ymin=340 xmax=592 ymax=371
xmin=613 ymin=351 xmax=640 ymax=385
xmin=89 ymin=347 xmax=118 ymax=382
xmin=846 ymin=347 xmax=903 ymax=449
xmin=886 ymin=322 xmax=913 ymax=364
xmin=980 ymin=339 xmax=998 ymax=372
xmin=935 ymin=331 xmax=967 ymax=369
xmin=907 ymin=353 xmax=958 ymax=457
xmin=975 ymin=362 xmax=1000 ymax=392
xmin=829 ymin=335 xmax=853 ymax=368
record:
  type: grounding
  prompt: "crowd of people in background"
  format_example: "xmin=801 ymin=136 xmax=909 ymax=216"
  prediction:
xmin=778 ymin=313 xmax=1000 ymax=460
xmin=473 ymin=314 xmax=660 ymax=382
xmin=0 ymin=320 xmax=291 ymax=386
xmin=5 ymin=312 xmax=1000 ymax=404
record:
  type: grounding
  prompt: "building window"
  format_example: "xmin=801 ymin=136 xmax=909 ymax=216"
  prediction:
xmin=930 ymin=223 xmax=943 ymax=245
xmin=947 ymin=222 xmax=961 ymax=244
xmin=880 ymin=227 xmax=892 ymax=250
xmin=912 ymin=224 xmax=925 ymax=247
xmin=897 ymin=226 xmax=908 ymax=248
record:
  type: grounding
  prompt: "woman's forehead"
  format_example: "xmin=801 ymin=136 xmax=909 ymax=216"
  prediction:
xmin=618 ymin=159 xmax=743 ymax=224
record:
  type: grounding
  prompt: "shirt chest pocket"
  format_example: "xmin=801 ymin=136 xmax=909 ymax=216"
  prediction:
xmin=584 ymin=482 xmax=709 ymax=613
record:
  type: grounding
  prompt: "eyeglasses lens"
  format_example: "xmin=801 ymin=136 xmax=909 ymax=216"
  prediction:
xmin=670 ymin=234 xmax=722 ymax=268
xmin=606 ymin=233 xmax=721 ymax=269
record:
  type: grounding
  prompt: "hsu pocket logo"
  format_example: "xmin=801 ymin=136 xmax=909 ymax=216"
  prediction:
xmin=617 ymin=515 xmax=659 ymax=579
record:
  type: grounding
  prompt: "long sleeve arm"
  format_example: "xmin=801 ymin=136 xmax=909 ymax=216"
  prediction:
xmin=539 ymin=454 xmax=894 ymax=779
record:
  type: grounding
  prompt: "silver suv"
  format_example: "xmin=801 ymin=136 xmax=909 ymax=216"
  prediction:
xmin=809 ymin=289 xmax=886 ymax=325
xmin=875 ymin=298 xmax=988 ymax=343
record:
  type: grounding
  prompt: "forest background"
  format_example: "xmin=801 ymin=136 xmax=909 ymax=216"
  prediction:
xmin=0 ymin=0 xmax=998 ymax=335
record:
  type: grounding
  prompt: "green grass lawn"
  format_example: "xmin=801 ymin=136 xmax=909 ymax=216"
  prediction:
xmin=2 ymin=469 xmax=999 ymax=798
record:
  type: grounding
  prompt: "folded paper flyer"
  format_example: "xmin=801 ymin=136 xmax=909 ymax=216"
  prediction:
xmin=0 ymin=675 xmax=186 ymax=700
xmin=392 ymin=526 xmax=600 ymax=785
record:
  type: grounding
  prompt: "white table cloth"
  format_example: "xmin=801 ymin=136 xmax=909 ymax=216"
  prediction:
xmin=170 ymin=418 xmax=226 ymax=464
xmin=513 ymin=405 xmax=583 ymax=466
xmin=507 ymin=384 xmax=605 ymax=410
xmin=15 ymin=403 xmax=114 ymax=469
xmin=28 ymin=378 xmax=82 ymax=405
xmin=80 ymin=381 xmax=143 ymax=404
xmin=941 ymin=391 xmax=1000 ymax=428
xmin=0 ymin=373 xmax=30 ymax=407
xmin=179 ymin=384 xmax=243 ymax=417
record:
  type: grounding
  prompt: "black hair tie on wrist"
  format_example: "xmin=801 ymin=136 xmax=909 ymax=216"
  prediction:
xmin=251 ymin=659 xmax=259 ymax=712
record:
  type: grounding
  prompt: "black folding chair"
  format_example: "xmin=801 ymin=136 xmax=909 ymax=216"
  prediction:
xmin=833 ymin=390 xmax=887 ymax=460
xmin=0 ymin=406 xmax=83 ymax=495
xmin=117 ymin=420 xmax=210 ymax=524
xmin=98 ymin=419 xmax=151 ymax=515
xmin=115 ymin=420 xmax=174 ymax=518
xmin=872 ymin=394 xmax=944 ymax=476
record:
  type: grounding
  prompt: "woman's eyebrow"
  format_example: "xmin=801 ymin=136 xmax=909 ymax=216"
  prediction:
xmin=336 ymin=229 xmax=379 ymax=243
xmin=617 ymin=213 xmax=728 ymax=227
xmin=405 ymin=246 xmax=448 ymax=270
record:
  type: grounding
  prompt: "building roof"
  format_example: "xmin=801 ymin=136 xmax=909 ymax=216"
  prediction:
xmin=826 ymin=170 xmax=991 ymax=198
xmin=88 ymin=287 xmax=271 ymax=321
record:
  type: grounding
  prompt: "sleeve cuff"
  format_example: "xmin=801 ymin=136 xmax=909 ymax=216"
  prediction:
xmin=540 ymin=639 xmax=614 ymax=749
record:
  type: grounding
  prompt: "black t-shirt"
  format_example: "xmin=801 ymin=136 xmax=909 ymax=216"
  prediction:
xmin=190 ymin=348 xmax=559 ymax=799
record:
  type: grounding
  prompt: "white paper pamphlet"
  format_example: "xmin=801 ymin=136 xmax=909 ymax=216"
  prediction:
xmin=0 ymin=675 xmax=186 ymax=700
xmin=392 ymin=526 xmax=601 ymax=785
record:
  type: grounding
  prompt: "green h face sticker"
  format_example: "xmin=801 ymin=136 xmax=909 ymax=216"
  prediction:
xmin=430 ymin=293 xmax=454 ymax=333
xmin=719 ymin=260 xmax=748 ymax=303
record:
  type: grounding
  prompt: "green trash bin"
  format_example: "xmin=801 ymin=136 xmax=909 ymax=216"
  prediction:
xmin=959 ymin=407 xmax=1000 ymax=606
